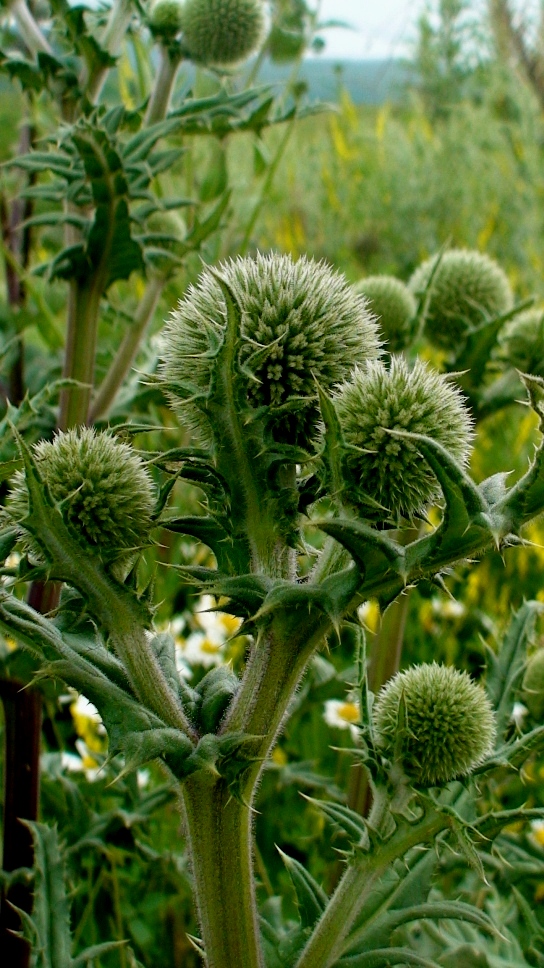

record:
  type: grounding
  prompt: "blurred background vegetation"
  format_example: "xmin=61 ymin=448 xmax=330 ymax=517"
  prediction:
xmin=3 ymin=1 xmax=544 ymax=965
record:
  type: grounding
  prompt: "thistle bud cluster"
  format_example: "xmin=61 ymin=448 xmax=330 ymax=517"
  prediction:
xmin=373 ymin=663 xmax=496 ymax=787
xmin=334 ymin=357 xmax=473 ymax=521
xmin=354 ymin=275 xmax=416 ymax=353
xmin=180 ymin=0 xmax=265 ymax=66
xmin=161 ymin=253 xmax=381 ymax=447
xmin=7 ymin=429 xmax=156 ymax=566
xmin=409 ymin=249 xmax=513 ymax=351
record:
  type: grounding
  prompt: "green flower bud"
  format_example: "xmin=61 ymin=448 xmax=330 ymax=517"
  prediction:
xmin=409 ymin=249 xmax=513 ymax=352
xmin=149 ymin=0 xmax=185 ymax=37
xmin=180 ymin=0 xmax=264 ymax=66
xmin=522 ymin=649 xmax=544 ymax=720
xmin=7 ymin=429 xmax=156 ymax=565
xmin=334 ymin=357 xmax=473 ymax=520
xmin=498 ymin=307 xmax=544 ymax=378
xmin=355 ymin=275 xmax=417 ymax=353
xmin=373 ymin=662 xmax=496 ymax=787
xmin=161 ymin=253 xmax=381 ymax=446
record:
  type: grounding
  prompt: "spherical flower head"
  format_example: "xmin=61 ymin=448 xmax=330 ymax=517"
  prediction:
xmin=522 ymin=649 xmax=544 ymax=720
xmin=355 ymin=276 xmax=417 ymax=353
xmin=161 ymin=253 xmax=381 ymax=447
xmin=7 ymin=429 xmax=156 ymax=565
xmin=498 ymin=307 xmax=544 ymax=378
xmin=409 ymin=249 xmax=513 ymax=352
xmin=373 ymin=663 xmax=496 ymax=787
xmin=180 ymin=0 xmax=265 ymax=67
xmin=334 ymin=357 xmax=473 ymax=520
xmin=148 ymin=0 xmax=185 ymax=38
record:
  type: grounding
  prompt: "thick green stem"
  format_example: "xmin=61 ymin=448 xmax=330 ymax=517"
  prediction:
xmin=85 ymin=0 xmax=134 ymax=104
xmin=294 ymin=812 xmax=447 ymax=968
xmin=10 ymin=0 xmax=52 ymax=58
xmin=58 ymin=278 xmax=102 ymax=428
xmin=89 ymin=274 xmax=164 ymax=422
xmin=145 ymin=45 xmax=182 ymax=126
xmin=182 ymin=775 xmax=263 ymax=968
xmin=224 ymin=611 xmax=334 ymax=793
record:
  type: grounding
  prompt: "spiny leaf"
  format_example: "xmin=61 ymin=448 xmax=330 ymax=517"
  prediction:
xmin=344 ymin=901 xmax=498 ymax=961
xmin=485 ymin=600 xmax=544 ymax=739
xmin=277 ymin=848 xmax=327 ymax=930
xmin=22 ymin=821 xmax=72 ymax=968
xmin=337 ymin=947 xmax=444 ymax=968
xmin=302 ymin=794 xmax=369 ymax=848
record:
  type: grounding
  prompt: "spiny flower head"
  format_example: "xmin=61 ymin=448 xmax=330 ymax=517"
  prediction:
xmin=355 ymin=275 xmax=417 ymax=353
xmin=180 ymin=0 xmax=264 ymax=66
xmin=409 ymin=249 xmax=513 ymax=351
xmin=522 ymin=649 xmax=544 ymax=720
xmin=7 ymin=429 xmax=156 ymax=563
xmin=498 ymin=307 xmax=544 ymax=378
xmin=148 ymin=0 xmax=184 ymax=38
xmin=373 ymin=662 xmax=496 ymax=787
xmin=334 ymin=357 xmax=473 ymax=520
xmin=161 ymin=253 xmax=381 ymax=446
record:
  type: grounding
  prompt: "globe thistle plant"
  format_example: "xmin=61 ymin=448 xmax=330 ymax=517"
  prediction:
xmin=355 ymin=275 xmax=417 ymax=353
xmin=522 ymin=649 xmax=544 ymax=720
xmin=161 ymin=252 xmax=381 ymax=447
xmin=498 ymin=307 xmax=544 ymax=378
xmin=334 ymin=357 xmax=473 ymax=520
xmin=373 ymin=663 xmax=496 ymax=787
xmin=180 ymin=0 xmax=265 ymax=66
xmin=7 ymin=428 xmax=156 ymax=564
xmin=409 ymin=249 xmax=513 ymax=352
xmin=148 ymin=0 xmax=185 ymax=38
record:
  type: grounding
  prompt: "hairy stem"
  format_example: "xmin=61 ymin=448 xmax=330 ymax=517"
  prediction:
xmin=9 ymin=0 xmax=52 ymax=58
xmin=182 ymin=775 xmax=264 ymax=968
xmin=58 ymin=278 xmax=102 ymax=429
xmin=294 ymin=812 xmax=447 ymax=968
xmin=85 ymin=0 xmax=134 ymax=103
xmin=145 ymin=45 xmax=182 ymax=125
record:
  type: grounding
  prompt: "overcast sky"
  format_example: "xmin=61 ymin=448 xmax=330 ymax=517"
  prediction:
xmin=317 ymin=0 xmax=427 ymax=59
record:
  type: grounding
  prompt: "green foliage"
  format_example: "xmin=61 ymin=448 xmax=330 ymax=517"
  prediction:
xmin=3 ymin=2 xmax=544 ymax=966
xmin=14 ymin=821 xmax=125 ymax=967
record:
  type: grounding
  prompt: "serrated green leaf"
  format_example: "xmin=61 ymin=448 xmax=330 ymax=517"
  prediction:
xmin=277 ymin=848 xmax=327 ymax=929
xmin=338 ymin=947 xmax=443 ymax=967
xmin=23 ymin=821 xmax=72 ymax=968
xmin=302 ymin=795 xmax=368 ymax=847
xmin=486 ymin=600 xmax=544 ymax=739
